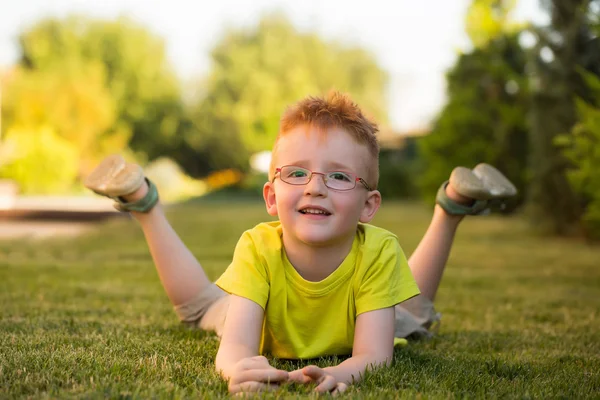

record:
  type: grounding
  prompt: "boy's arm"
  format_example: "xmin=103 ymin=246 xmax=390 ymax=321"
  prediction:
xmin=289 ymin=307 xmax=395 ymax=394
xmin=215 ymin=294 xmax=288 ymax=394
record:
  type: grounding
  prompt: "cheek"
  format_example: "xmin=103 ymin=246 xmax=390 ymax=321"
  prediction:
xmin=332 ymin=195 xmax=365 ymax=219
xmin=274 ymin=186 xmax=300 ymax=211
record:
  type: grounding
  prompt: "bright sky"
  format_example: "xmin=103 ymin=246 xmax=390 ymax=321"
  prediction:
xmin=0 ymin=0 xmax=546 ymax=131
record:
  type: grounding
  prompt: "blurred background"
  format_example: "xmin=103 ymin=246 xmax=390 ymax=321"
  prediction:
xmin=0 ymin=0 xmax=599 ymax=239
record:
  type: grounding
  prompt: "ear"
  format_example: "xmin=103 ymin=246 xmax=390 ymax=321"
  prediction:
xmin=263 ymin=181 xmax=278 ymax=216
xmin=359 ymin=190 xmax=381 ymax=223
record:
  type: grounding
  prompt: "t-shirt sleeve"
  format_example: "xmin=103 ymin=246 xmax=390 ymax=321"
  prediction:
xmin=355 ymin=237 xmax=420 ymax=315
xmin=215 ymin=230 xmax=270 ymax=309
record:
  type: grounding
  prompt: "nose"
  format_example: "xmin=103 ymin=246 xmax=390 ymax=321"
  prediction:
xmin=303 ymin=172 xmax=328 ymax=197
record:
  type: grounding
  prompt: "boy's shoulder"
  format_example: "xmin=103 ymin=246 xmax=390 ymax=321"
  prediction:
xmin=357 ymin=223 xmax=399 ymax=247
xmin=243 ymin=221 xmax=283 ymax=249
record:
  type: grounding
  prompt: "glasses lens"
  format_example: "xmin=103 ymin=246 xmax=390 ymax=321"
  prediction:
xmin=325 ymin=171 xmax=355 ymax=190
xmin=280 ymin=166 xmax=310 ymax=184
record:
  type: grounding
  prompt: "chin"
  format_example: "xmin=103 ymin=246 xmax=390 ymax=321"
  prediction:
xmin=293 ymin=229 xmax=331 ymax=245
xmin=295 ymin=227 xmax=350 ymax=247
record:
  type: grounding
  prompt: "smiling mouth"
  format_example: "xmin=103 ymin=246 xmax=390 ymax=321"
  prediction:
xmin=299 ymin=209 xmax=331 ymax=216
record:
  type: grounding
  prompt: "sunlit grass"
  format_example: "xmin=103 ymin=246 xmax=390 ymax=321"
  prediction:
xmin=1 ymin=201 xmax=599 ymax=398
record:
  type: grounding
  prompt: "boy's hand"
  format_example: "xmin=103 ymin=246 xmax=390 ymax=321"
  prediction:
xmin=288 ymin=365 xmax=348 ymax=395
xmin=228 ymin=355 xmax=289 ymax=395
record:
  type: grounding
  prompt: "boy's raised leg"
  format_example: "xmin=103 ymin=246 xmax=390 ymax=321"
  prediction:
xmin=407 ymin=190 xmax=466 ymax=302
xmin=407 ymin=164 xmax=517 ymax=301
xmin=120 ymin=183 xmax=214 ymax=306
xmin=395 ymin=165 xmax=516 ymax=338
xmin=85 ymin=155 xmax=216 ymax=315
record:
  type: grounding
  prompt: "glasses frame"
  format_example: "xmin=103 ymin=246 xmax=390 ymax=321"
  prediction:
xmin=273 ymin=165 xmax=373 ymax=191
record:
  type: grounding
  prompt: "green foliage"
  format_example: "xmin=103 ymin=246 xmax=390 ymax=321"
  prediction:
xmin=17 ymin=16 xmax=185 ymax=160
xmin=0 ymin=126 xmax=79 ymax=193
xmin=526 ymin=0 xmax=600 ymax=235
xmin=465 ymin=0 xmax=522 ymax=48
xmin=418 ymin=33 xmax=529 ymax=207
xmin=0 ymin=16 xmax=191 ymax=193
xmin=2 ymin=64 xmax=129 ymax=175
xmin=180 ymin=14 xmax=388 ymax=176
xmin=558 ymin=71 xmax=600 ymax=238
xmin=7 ymin=13 xmax=388 ymax=185
xmin=144 ymin=157 xmax=208 ymax=203
xmin=378 ymin=145 xmax=420 ymax=199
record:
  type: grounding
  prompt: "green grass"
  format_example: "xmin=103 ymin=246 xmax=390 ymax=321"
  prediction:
xmin=1 ymin=201 xmax=599 ymax=399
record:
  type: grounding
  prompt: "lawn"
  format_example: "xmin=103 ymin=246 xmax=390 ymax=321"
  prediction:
xmin=1 ymin=201 xmax=599 ymax=399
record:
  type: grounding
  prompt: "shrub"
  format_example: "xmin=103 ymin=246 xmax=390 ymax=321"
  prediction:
xmin=558 ymin=71 xmax=600 ymax=238
xmin=0 ymin=126 xmax=79 ymax=194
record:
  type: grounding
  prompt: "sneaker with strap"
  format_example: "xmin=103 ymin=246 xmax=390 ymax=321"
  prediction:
xmin=436 ymin=163 xmax=517 ymax=216
xmin=84 ymin=154 xmax=159 ymax=213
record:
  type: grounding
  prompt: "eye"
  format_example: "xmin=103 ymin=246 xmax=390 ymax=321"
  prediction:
xmin=329 ymin=172 xmax=352 ymax=182
xmin=287 ymin=169 xmax=308 ymax=178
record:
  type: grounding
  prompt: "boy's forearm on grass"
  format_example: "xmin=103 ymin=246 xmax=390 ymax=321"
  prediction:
xmin=326 ymin=308 xmax=394 ymax=385
xmin=131 ymin=204 xmax=212 ymax=306
xmin=215 ymin=342 xmax=260 ymax=379
xmin=323 ymin=352 xmax=392 ymax=385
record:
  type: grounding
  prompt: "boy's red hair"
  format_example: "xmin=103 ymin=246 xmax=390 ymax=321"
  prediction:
xmin=270 ymin=91 xmax=380 ymax=189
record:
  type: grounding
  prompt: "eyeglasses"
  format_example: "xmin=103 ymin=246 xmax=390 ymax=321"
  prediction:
xmin=273 ymin=165 xmax=373 ymax=191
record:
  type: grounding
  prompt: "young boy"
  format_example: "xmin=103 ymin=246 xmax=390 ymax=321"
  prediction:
xmin=84 ymin=91 xmax=516 ymax=395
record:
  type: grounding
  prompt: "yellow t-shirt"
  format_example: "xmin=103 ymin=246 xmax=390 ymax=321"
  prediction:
xmin=215 ymin=221 xmax=420 ymax=359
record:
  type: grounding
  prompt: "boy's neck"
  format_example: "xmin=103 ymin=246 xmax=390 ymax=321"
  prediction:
xmin=282 ymin=232 xmax=355 ymax=282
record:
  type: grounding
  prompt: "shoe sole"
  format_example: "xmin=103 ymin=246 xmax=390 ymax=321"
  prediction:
xmin=449 ymin=167 xmax=492 ymax=200
xmin=84 ymin=155 xmax=126 ymax=195
xmin=111 ymin=164 xmax=145 ymax=197
xmin=473 ymin=163 xmax=517 ymax=198
xmin=84 ymin=155 xmax=145 ymax=197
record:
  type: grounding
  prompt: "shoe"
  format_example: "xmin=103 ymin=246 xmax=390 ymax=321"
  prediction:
xmin=473 ymin=163 xmax=517 ymax=198
xmin=84 ymin=155 xmax=145 ymax=198
xmin=436 ymin=182 xmax=489 ymax=216
xmin=437 ymin=164 xmax=517 ymax=216
xmin=449 ymin=166 xmax=491 ymax=200
xmin=84 ymin=155 xmax=158 ymax=213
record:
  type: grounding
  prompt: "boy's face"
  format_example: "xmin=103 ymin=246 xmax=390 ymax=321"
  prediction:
xmin=263 ymin=124 xmax=381 ymax=247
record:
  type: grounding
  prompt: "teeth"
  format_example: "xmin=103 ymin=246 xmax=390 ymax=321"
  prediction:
xmin=301 ymin=208 xmax=328 ymax=215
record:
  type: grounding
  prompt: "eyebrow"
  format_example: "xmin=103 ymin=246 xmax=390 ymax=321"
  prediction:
xmin=327 ymin=162 xmax=353 ymax=171
xmin=287 ymin=161 xmax=353 ymax=171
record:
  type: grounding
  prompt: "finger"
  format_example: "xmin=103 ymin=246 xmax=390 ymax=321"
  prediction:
xmin=236 ymin=369 xmax=289 ymax=384
xmin=314 ymin=375 xmax=337 ymax=393
xmin=230 ymin=368 xmax=287 ymax=385
xmin=332 ymin=382 xmax=348 ymax=396
xmin=302 ymin=365 xmax=326 ymax=381
xmin=230 ymin=381 xmax=278 ymax=395
xmin=288 ymin=369 xmax=313 ymax=384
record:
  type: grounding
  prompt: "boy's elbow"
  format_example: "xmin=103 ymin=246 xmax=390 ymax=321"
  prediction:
xmin=382 ymin=352 xmax=393 ymax=367
xmin=372 ymin=351 xmax=393 ymax=368
xmin=362 ymin=348 xmax=393 ymax=370
xmin=214 ymin=349 xmax=230 ymax=379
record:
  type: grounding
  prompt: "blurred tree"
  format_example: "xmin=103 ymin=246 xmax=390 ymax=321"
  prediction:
xmin=2 ymin=63 xmax=129 ymax=174
xmin=527 ymin=0 xmax=600 ymax=235
xmin=17 ymin=16 xmax=185 ymax=162
xmin=555 ymin=10 xmax=600 ymax=238
xmin=179 ymin=14 xmax=388 ymax=176
xmin=418 ymin=29 xmax=529 ymax=206
xmin=559 ymin=71 xmax=600 ymax=238
xmin=466 ymin=0 xmax=522 ymax=47
xmin=0 ymin=63 xmax=133 ymax=192
xmin=0 ymin=125 xmax=79 ymax=194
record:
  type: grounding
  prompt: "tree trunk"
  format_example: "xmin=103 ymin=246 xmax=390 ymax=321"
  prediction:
xmin=527 ymin=0 xmax=588 ymax=235
xmin=528 ymin=87 xmax=582 ymax=234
